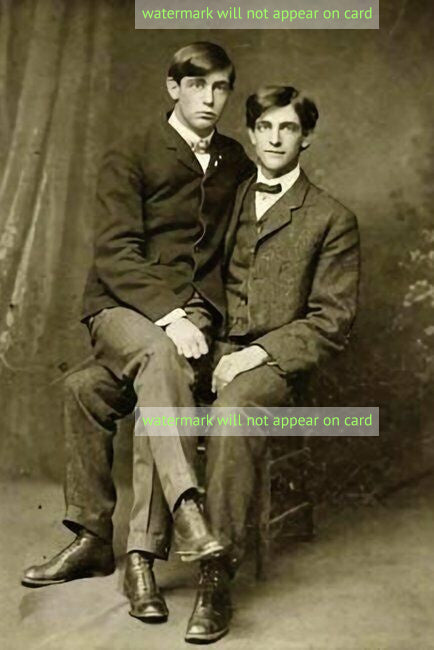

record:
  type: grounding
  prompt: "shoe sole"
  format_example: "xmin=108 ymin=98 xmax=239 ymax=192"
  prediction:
xmin=129 ymin=610 xmax=168 ymax=624
xmin=125 ymin=586 xmax=169 ymax=624
xmin=21 ymin=569 xmax=114 ymax=588
xmin=176 ymin=542 xmax=224 ymax=563
xmin=21 ymin=577 xmax=67 ymax=588
xmin=185 ymin=626 xmax=229 ymax=644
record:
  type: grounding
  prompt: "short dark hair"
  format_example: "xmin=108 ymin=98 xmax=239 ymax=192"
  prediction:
xmin=168 ymin=42 xmax=235 ymax=89
xmin=246 ymin=85 xmax=318 ymax=135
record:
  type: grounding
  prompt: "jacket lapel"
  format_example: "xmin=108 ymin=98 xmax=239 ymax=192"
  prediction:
xmin=224 ymin=174 xmax=256 ymax=261
xmin=160 ymin=116 xmax=237 ymax=177
xmin=205 ymin=132 xmax=229 ymax=178
xmin=161 ymin=115 xmax=203 ymax=175
xmin=257 ymin=170 xmax=310 ymax=243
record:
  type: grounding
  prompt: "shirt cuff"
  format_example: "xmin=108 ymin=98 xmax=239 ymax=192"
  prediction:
xmin=155 ymin=308 xmax=187 ymax=328
xmin=248 ymin=344 xmax=271 ymax=364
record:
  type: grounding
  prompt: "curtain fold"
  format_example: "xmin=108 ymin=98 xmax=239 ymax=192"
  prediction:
xmin=0 ymin=0 xmax=112 ymax=360
xmin=0 ymin=0 xmax=113 ymax=477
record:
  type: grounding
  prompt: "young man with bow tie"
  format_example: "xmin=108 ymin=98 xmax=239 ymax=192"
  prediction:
xmin=22 ymin=42 xmax=253 ymax=623
xmin=184 ymin=85 xmax=360 ymax=643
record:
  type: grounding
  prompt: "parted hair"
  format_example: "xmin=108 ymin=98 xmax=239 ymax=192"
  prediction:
xmin=246 ymin=85 xmax=318 ymax=135
xmin=168 ymin=42 xmax=235 ymax=88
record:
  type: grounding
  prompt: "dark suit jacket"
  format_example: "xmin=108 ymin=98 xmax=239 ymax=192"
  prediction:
xmin=82 ymin=116 xmax=254 ymax=323
xmin=223 ymin=170 xmax=360 ymax=374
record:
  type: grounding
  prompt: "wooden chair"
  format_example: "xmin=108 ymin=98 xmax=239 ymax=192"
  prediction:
xmin=254 ymin=440 xmax=314 ymax=580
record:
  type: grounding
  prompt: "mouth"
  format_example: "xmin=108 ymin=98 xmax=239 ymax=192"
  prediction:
xmin=197 ymin=112 xmax=217 ymax=119
xmin=264 ymin=150 xmax=285 ymax=155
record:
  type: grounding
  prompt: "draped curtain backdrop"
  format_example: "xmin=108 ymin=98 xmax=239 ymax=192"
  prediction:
xmin=0 ymin=0 xmax=113 ymax=476
xmin=0 ymin=0 xmax=433 ymax=494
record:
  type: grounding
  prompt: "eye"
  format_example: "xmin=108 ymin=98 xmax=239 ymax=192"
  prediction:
xmin=255 ymin=122 xmax=271 ymax=133
xmin=214 ymin=82 xmax=230 ymax=93
xmin=281 ymin=123 xmax=300 ymax=133
xmin=189 ymin=78 xmax=205 ymax=89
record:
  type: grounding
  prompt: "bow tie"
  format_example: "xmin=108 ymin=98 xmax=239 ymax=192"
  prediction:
xmin=252 ymin=182 xmax=282 ymax=194
xmin=191 ymin=139 xmax=210 ymax=154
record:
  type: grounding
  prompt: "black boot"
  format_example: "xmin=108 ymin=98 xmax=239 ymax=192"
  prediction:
xmin=124 ymin=552 xmax=168 ymax=623
xmin=21 ymin=528 xmax=115 ymax=587
xmin=185 ymin=558 xmax=232 ymax=644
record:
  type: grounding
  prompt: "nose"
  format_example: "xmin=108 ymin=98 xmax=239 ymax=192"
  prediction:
xmin=202 ymin=85 xmax=214 ymax=106
xmin=269 ymin=127 xmax=281 ymax=147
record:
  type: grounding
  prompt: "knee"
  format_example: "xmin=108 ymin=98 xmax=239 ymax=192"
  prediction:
xmin=126 ymin=332 xmax=177 ymax=371
xmin=148 ymin=334 xmax=177 ymax=359
xmin=145 ymin=335 xmax=191 ymax=376
xmin=214 ymin=379 xmax=256 ymax=408
xmin=214 ymin=365 xmax=295 ymax=408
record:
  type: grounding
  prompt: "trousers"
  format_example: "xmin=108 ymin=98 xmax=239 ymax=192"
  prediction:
xmin=63 ymin=305 xmax=297 ymax=564
xmin=63 ymin=306 xmax=198 ymax=558
xmin=205 ymin=341 xmax=297 ymax=568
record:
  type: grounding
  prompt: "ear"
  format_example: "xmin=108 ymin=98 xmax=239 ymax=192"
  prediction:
xmin=166 ymin=77 xmax=180 ymax=101
xmin=247 ymin=128 xmax=257 ymax=147
xmin=300 ymin=131 xmax=314 ymax=151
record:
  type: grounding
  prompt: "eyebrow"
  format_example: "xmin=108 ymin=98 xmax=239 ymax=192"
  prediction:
xmin=186 ymin=77 xmax=230 ymax=85
xmin=256 ymin=120 xmax=300 ymax=128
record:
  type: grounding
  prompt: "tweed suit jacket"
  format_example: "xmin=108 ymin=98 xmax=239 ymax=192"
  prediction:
xmin=223 ymin=170 xmax=360 ymax=375
xmin=82 ymin=115 xmax=254 ymax=323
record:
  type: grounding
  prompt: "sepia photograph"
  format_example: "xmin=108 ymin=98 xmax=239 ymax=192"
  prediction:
xmin=0 ymin=0 xmax=433 ymax=648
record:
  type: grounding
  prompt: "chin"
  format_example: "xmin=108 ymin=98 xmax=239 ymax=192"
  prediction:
xmin=264 ymin=161 xmax=286 ymax=174
xmin=193 ymin=118 xmax=216 ymax=130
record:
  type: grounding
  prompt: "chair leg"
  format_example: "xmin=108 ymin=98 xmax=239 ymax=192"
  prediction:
xmin=300 ymin=449 xmax=315 ymax=540
xmin=255 ymin=450 xmax=272 ymax=581
xmin=301 ymin=501 xmax=315 ymax=541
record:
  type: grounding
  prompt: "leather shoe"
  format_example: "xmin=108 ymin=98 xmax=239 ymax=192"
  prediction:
xmin=185 ymin=558 xmax=231 ymax=644
xmin=124 ymin=552 xmax=168 ymax=623
xmin=174 ymin=499 xmax=223 ymax=563
xmin=21 ymin=529 xmax=115 ymax=587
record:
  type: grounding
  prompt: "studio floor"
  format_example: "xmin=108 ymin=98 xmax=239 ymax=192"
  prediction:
xmin=2 ymin=475 xmax=434 ymax=650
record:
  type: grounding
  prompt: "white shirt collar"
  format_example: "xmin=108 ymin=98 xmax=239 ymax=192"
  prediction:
xmin=168 ymin=110 xmax=214 ymax=150
xmin=256 ymin=164 xmax=301 ymax=194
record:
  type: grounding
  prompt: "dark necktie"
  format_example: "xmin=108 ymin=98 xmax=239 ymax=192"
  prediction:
xmin=252 ymin=182 xmax=282 ymax=194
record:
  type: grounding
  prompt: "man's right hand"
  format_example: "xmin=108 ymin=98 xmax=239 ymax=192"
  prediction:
xmin=165 ymin=318 xmax=209 ymax=359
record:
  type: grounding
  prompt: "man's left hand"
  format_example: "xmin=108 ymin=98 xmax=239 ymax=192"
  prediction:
xmin=212 ymin=345 xmax=269 ymax=394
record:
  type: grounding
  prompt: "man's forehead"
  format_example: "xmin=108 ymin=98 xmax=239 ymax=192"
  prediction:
xmin=256 ymin=103 xmax=300 ymax=124
xmin=183 ymin=68 xmax=232 ymax=83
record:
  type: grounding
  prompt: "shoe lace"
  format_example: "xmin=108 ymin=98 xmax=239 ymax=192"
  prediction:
xmin=200 ymin=560 xmax=226 ymax=588
xmin=197 ymin=561 xmax=229 ymax=610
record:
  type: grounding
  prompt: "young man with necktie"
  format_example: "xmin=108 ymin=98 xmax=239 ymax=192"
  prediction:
xmin=22 ymin=42 xmax=254 ymax=625
xmin=184 ymin=85 xmax=360 ymax=643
